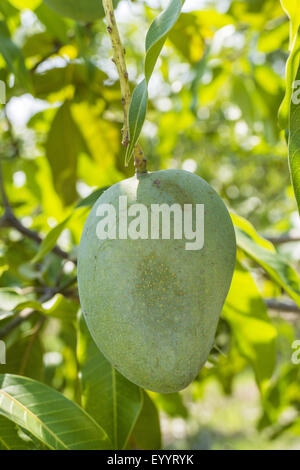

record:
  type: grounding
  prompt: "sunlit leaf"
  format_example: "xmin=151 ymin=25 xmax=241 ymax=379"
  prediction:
xmin=32 ymin=215 xmax=71 ymax=263
xmin=150 ymin=391 xmax=188 ymax=418
xmin=9 ymin=0 xmax=41 ymax=10
xmin=288 ymin=60 xmax=300 ymax=213
xmin=232 ymin=214 xmax=300 ymax=306
xmin=223 ymin=263 xmax=277 ymax=389
xmin=76 ymin=186 xmax=110 ymax=208
xmin=0 ymin=374 xmax=112 ymax=450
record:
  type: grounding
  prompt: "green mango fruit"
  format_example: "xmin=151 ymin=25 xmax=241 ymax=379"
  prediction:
xmin=78 ymin=170 xmax=236 ymax=393
xmin=43 ymin=0 xmax=120 ymax=22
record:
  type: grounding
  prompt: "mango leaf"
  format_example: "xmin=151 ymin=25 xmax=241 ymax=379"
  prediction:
xmin=126 ymin=391 xmax=162 ymax=450
xmin=2 ymin=334 xmax=44 ymax=381
xmin=0 ymin=415 xmax=34 ymax=450
xmin=0 ymin=288 xmax=30 ymax=313
xmin=278 ymin=0 xmax=300 ymax=128
xmin=35 ymin=3 xmax=69 ymax=43
xmin=23 ymin=32 xmax=55 ymax=59
xmin=32 ymin=63 xmax=107 ymax=100
xmin=232 ymin=213 xmax=300 ymax=307
xmin=150 ymin=391 xmax=188 ymax=418
xmin=76 ymin=186 xmax=110 ymax=209
xmin=32 ymin=215 xmax=71 ymax=263
xmin=125 ymin=0 xmax=183 ymax=163
xmin=46 ymin=101 xmax=89 ymax=206
xmin=44 ymin=0 xmax=120 ymax=22
xmin=0 ymin=374 xmax=112 ymax=450
xmin=280 ymin=0 xmax=300 ymax=46
xmin=288 ymin=60 xmax=300 ymax=213
xmin=14 ymin=294 xmax=78 ymax=322
xmin=77 ymin=313 xmax=143 ymax=450
xmin=125 ymin=80 xmax=147 ymax=165
xmin=223 ymin=263 xmax=277 ymax=390
xmin=0 ymin=21 xmax=31 ymax=91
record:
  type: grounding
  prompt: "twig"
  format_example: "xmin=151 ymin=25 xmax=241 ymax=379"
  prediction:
xmin=0 ymin=160 xmax=75 ymax=263
xmin=0 ymin=161 xmax=9 ymax=210
xmin=265 ymin=298 xmax=300 ymax=314
xmin=266 ymin=234 xmax=300 ymax=245
xmin=102 ymin=0 xmax=147 ymax=173
xmin=0 ymin=277 xmax=77 ymax=339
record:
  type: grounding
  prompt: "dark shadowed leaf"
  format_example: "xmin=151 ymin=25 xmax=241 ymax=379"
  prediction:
xmin=0 ymin=415 xmax=35 ymax=450
xmin=77 ymin=313 xmax=143 ymax=449
xmin=0 ymin=21 xmax=31 ymax=90
xmin=45 ymin=101 xmax=89 ymax=205
xmin=126 ymin=391 xmax=162 ymax=450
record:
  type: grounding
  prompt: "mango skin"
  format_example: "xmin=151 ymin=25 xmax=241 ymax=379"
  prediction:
xmin=44 ymin=0 xmax=120 ymax=22
xmin=77 ymin=170 xmax=236 ymax=393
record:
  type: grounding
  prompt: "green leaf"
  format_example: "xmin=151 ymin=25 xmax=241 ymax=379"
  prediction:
xmin=32 ymin=62 xmax=107 ymax=100
xmin=35 ymin=3 xmax=69 ymax=43
xmin=144 ymin=0 xmax=183 ymax=81
xmin=2 ymin=333 xmax=44 ymax=381
xmin=150 ymin=392 xmax=188 ymax=418
xmin=126 ymin=391 xmax=162 ymax=450
xmin=0 ymin=374 xmax=112 ymax=450
xmin=0 ymin=288 xmax=29 ymax=313
xmin=9 ymin=0 xmax=42 ymax=9
xmin=76 ymin=186 xmax=110 ymax=209
xmin=278 ymin=0 xmax=300 ymax=128
xmin=0 ymin=415 xmax=34 ymax=450
xmin=46 ymin=101 xmax=88 ymax=205
xmin=0 ymin=21 xmax=31 ymax=91
xmin=288 ymin=60 xmax=300 ymax=213
xmin=13 ymin=294 xmax=78 ymax=322
xmin=43 ymin=0 xmax=120 ymax=22
xmin=280 ymin=0 xmax=300 ymax=46
xmin=125 ymin=0 xmax=183 ymax=163
xmin=23 ymin=32 xmax=56 ymax=59
xmin=223 ymin=263 xmax=277 ymax=389
xmin=232 ymin=213 xmax=300 ymax=307
xmin=278 ymin=29 xmax=300 ymax=129
xmin=125 ymin=79 xmax=148 ymax=165
xmin=77 ymin=313 xmax=143 ymax=449
xmin=32 ymin=215 xmax=70 ymax=263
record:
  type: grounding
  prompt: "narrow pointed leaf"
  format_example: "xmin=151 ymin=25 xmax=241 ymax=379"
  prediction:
xmin=126 ymin=0 xmax=183 ymax=163
xmin=232 ymin=214 xmax=300 ymax=307
xmin=76 ymin=186 xmax=110 ymax=209
xmin=32 ymin=215 xmax=71 ymax=263
xmin=125 ymin=80 xmax=147 ymax=165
